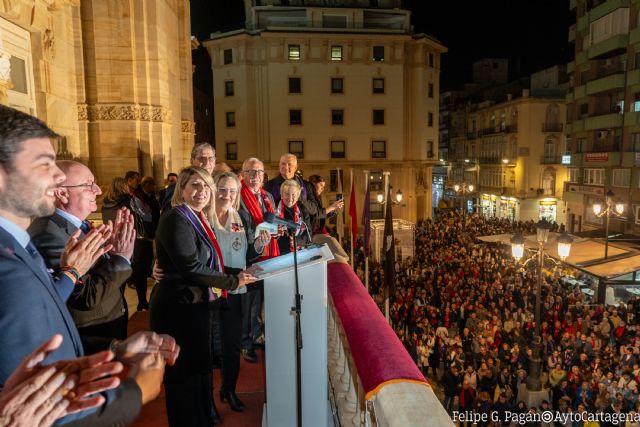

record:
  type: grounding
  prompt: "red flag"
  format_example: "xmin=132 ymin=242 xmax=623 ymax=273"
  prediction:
xmin=349 ymin=179 xmax=358 ymax=248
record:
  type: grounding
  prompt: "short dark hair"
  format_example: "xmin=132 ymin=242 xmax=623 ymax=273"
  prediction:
xmin=167 ymin=172 xmax=178 ymax=179
xmin=124 ymin=171 xmax=140 ymax=181
xmin=0 ymin=105 xmax=58 ymax=170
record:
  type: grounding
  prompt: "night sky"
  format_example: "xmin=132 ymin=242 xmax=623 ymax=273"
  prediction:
xmin=192 ymin=0 xmax=574 ymax=90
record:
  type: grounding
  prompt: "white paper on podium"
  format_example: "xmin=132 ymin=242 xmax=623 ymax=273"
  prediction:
xmin=254 ymin=221 xmax=278 ymax=237
xmin=253 ymin=245 xmax=333 ymax=279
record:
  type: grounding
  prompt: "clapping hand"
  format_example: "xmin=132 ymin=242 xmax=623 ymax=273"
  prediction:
xmin=60 ymin=225 xmax=112 ymax=277
xmin=0 ymin=335 xmax=123 ymax=427
xmin=107 ymin=208 xmax=136 ymax=260
xmin=114 ymin=331 xmax=180 ymax=367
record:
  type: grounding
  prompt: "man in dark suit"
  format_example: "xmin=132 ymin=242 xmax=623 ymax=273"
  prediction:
xmin=263 ymin=153 xmax=318 ymax=216
xmin=0 ymin=105 xmax=177 ymax=426
xmin=29 ymin=160 xmax=135 ymax=346
xmin=238 ymin=157 xmax=279 ymax=363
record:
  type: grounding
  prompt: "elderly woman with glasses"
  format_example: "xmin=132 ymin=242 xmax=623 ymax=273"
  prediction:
xmin=150 ymin=166 xmax=259 ymax=427
xmin=212 ymin=171 xmax=271 ymax=413
xmin=275 ymin=179 xmax=312 ymax=254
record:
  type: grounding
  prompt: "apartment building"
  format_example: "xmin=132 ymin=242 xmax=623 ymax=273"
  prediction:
xmin=565 ymin=0 xmax=640 ymax=233
xmin=203 ymin=0 xmax=446 ymax=222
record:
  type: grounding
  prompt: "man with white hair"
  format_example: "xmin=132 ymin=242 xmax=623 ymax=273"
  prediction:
xmin=29 ymin=160 xmax=136 ymax=346
xmin=238 ymin=157 xmax=278 ymax=363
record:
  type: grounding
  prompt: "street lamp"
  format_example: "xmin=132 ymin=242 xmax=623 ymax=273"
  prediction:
xmin=377 ymin=188 xmax=403 ymax=204
xmin=591 ymin=190 xmax=625 ymax=259
xmin=454 ymin=183 xmax=475 ymax=227
xmin=510 ymin=220 xmax=573 ymax=393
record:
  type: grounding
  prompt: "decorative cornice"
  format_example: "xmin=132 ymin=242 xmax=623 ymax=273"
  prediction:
xmin=81 ymin=104 xmax=170 ymax=122
xmin=181 ymin=120 xmax=195 ymax=133
xmin=77 ymin=104 xmax=88 ymax=121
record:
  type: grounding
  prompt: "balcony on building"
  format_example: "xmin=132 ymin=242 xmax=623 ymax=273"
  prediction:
xmin=586 ymin=5 xmax=630 ymax=60
xmin=584 ymin=112 xmax=623 ymax=130
xmin=587 ymin=0 xmax=629 ymax=21
xmin=479 ymin=156 xmax=504 ymax=164
xmin=251 ymin=0 xmax=411 ymax=32
xmin=541 ymin=155 xmax=564 ymax=164
xmin=585 ymin=67 xmax=625 ymax=96
xmin=542 ymin=123 xmax=563 ymax=133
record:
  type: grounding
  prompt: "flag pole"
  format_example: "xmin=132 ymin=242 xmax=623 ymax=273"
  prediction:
xmin=349 ymin=168 xmax=354 ymax=268
xmin=363 ymin=170 xmax=370 ymax=292
xmin=383 ymin=172 xmax=391 ymax=324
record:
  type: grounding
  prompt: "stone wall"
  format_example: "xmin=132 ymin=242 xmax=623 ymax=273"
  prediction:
xmin=0 ymin=0 xmax=194 ymax=187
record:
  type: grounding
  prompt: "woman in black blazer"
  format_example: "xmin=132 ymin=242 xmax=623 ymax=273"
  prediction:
xmin=150 ymin=166 xmax=258 ymax=427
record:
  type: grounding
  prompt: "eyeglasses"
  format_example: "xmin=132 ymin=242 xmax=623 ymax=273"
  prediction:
xmin=243 ymin=169 xmax=265 ymax=177
xmin=196 ymin=156 xmax=216 ymax=163
xmin=217 ymin=188 xmax=238 ymax=196
xmin=61 ymin=181 xmax=100 ymax=191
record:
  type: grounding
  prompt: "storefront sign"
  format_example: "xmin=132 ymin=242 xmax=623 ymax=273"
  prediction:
xmin=585 ymin=152 xmax=609 ymax=162
xmin=567 ymin=184 xmax=605 ymax=195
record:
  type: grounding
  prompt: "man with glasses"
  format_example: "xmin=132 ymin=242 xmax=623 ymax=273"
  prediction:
xmin=236 ymin=157 xmax=277 ymax=362
xmin=29 ymin=160 xmax=136 ymax=345
xmin=161 ymin=142 xmax=216 ymax=211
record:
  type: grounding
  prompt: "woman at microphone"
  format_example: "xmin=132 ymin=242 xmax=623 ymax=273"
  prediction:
xmin=274 ymin=179 xmax=312 ymax=254
xmin=212 ymin=171 xmax=271 ymax=413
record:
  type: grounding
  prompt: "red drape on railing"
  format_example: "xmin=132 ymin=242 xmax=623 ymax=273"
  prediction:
xmin=327 ymin=263 xmax=430 ymax=399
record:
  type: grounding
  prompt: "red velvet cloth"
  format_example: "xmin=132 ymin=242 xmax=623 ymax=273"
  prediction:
xmin=327 ymin=263 xmax=428 ymax=398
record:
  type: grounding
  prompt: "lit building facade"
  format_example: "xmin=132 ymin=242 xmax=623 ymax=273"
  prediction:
xmin=565 ymin=0 xmax=640 ymax=234
xmin=203 ymin=0 xmax=446 ymax=222
xmin=0 ymin=0 xmax=195 ymax=187
xmin=468 ymin=93 xmax=568 ymax=224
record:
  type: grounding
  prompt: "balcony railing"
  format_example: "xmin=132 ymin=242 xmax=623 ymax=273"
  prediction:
xmin=541 ymin=155 xmax=564 ymax=164
xmin=327 ymin=263 xmax=453 ymax=427
xmin=479 ymin=156 xmax=503 ymax=164
xmin=542 ymin=123 xmax=563 ymax=132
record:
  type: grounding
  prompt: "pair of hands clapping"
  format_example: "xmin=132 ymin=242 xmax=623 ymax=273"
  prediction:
xmin=0 ymin=335 xmax=123 ymax=427
xmin=0 ymin=331 xmax=181 ymax=427
xmin=60 ymin=207 xmax=136 ymax=278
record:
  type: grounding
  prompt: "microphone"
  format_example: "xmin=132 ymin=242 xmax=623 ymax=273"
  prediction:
xmin=264 ymin=212 xmax=301 ymax=231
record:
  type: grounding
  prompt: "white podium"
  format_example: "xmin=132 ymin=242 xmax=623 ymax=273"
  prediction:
xmin=256 ymin=244 xmax=334 ymax=427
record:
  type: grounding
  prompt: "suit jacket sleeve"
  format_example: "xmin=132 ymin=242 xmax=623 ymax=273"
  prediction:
xmin=68 ymin=255 xmax=132 ymax=311
xmin=29 ymin=227 xmax=75 ymax=301
xmin=157 ymin=211 xmax=239 ymax=291
xmin=60 ymin=379 xmax=142 ymax=427
xmin=29 ymin=221 xmax=132 ymax=311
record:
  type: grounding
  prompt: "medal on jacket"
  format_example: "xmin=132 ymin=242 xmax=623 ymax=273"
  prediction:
xmin=232 ymin=237 xmax=242 ymax=251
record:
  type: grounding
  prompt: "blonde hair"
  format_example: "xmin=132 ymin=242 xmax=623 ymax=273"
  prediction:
xmin=172 ymin=166 xmax=217 ymax=223
xmin=280 ymin=179 xmax=301 ymax=198
xmin=213 ymin=172 xmax=241 ymax=211
xmin=103 ymin=177 xmax=129 ymax=202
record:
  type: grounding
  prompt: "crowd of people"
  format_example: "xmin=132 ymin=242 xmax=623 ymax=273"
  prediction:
xmin=354 ymin=211 xmax=640 ymax=426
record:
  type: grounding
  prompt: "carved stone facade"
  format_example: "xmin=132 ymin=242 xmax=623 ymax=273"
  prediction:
xmin=0 ymin=0 xmax=194 ymax=188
